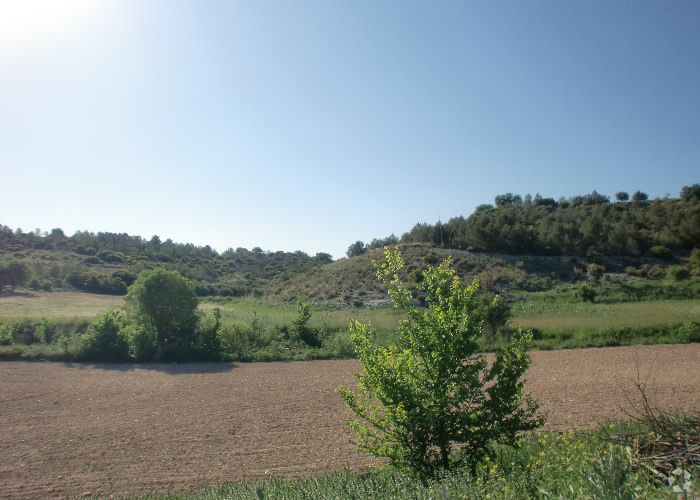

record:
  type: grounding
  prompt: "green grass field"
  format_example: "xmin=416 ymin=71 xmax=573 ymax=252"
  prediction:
xmin=0 ymin=292 xmax=123 ymax=321
xmin=512 ymin=298 xmax=700 ymax=330
xmin=2 ymin=292 xmax=698 ymax=334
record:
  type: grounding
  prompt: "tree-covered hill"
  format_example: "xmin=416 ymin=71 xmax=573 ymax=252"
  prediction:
xmin=351 ymin=185 xmax=700 ymax=259
xmin=0 ymin=227 xmax=331 ymax=297
xmin=268 ymin=242 xmax=698 ymax=306
xmin=2 ymin=185 xmax=698 ymax=302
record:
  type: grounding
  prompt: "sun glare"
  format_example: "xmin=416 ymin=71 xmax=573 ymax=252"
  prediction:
xmin=0 ymin=0 xmax=98 ymax=48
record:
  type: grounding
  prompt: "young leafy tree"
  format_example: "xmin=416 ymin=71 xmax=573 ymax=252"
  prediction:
xmin=337 ymin=247 xmax=541 ymax=481
xmin=290 ymin=302 xmax=320 ymax=347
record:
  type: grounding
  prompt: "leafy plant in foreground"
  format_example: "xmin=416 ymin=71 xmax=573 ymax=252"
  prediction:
xmin=338 ymin=247 xmax=541 ymax=481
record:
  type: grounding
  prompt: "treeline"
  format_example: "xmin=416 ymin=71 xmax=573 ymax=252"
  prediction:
xmin=0 ymin=227 xmax=333 ymax=296
xmin=350 ymin=185 xmax=700 ymax=258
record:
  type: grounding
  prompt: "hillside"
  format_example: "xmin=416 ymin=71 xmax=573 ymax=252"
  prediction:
xmin=355 ymin=186 xmax=700 ymax=259
xmin=268 ymin=243 xmax=698 ymax=307
xmin=2 ymin=186 xmax=699 ymax=303
xmin=0 ymin=227 xmax=330 ymax=297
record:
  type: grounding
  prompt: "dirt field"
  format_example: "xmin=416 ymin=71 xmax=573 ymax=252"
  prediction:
xmin=1 ymin=344 xmax=698 ymax=499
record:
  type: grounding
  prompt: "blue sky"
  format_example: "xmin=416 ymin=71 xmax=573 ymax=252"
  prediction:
xmin=1 ymin=1 xmax=698 ymax=259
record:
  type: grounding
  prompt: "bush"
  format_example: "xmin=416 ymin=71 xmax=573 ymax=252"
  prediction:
xmin=0 ymin=321 xmax=35 ymax=344
xmin=338 ymin=247 xmax=541 ymax=481
xmin=647 ymin=264 xmax=665 ymax=278
xmin=125 ymin=324 xmax=156 ymax=361
xmin=650 ymin=246 xmax=673 ymax=260
xmin=578 ymin=282 xmax=598 ymax=302
xmin=75 ymin=245 xmax=97 ymax=256
xmin=586 ymin=263 xmax=606 ymax=284
xmin=690 ymin=248 xmax=700 ymax=269
xmin=0 ymin=324 xmax=12 ymax=345
xmin=424 ymin=251 xmax=440 ymax=265
xmin=35 ymin=318 xmax=57 ymax=344
xmin=667 ymin=265 xmax=690 ymax=281
xmin=66 ymin=271 xmax=128 ymax=295
xmin=195 ymin=308 xmax=223 ymax=360
xmin=218 ymin=322 xmax=258 ymax=360
xmin=97 ymin=250 xmax=125 ymax=263
xmin=290 ymin=302 xmax=321 ymax=347
xmin=112 ymin=269 xmax=138 ymax=286
xmin=482 ymin=294 xmax=512 ymax=344
xmin=80 ymin=310 xmax=130 ymax=362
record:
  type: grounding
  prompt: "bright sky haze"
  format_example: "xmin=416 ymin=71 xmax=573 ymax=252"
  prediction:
xmin=1 ymin=1 xmax=699 ymax=259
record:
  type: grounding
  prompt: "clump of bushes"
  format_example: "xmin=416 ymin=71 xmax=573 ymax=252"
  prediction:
xmin=667 ymin=265 xmax=690 ymax=281
xmin=578 ymin=282 xmax=598 ymax=302
xmin=80 ymin=311 xmax=130 ymax=362
xmin=586 ymin=263 xmax=606 ymax=284
xmin=66 ymin=271 xmax=128 ymax=295
xmin=650 ymin=245 xmax=673 ymax=260
xmin=625 ymin=263 xmax=665 ymax=278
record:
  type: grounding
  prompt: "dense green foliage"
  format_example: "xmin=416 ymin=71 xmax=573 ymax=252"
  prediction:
xmin=386 ymin=186 xmax=700 ymax=257
xmin=80 ymin=310 xmax=130 ymax=361
xmin=338 ymin=248 xmax=541 ymax=480
xmin=0 ymin=259 xmax=31 ymax=292
xmin=0 ymin=225 xmax=330 ymax=297
xmin=125 ymin=269 xmax=201 ymax=360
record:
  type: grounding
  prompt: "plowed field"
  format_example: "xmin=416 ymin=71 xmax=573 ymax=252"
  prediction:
xmin=1 ymin=344 xmax=698 ymax=498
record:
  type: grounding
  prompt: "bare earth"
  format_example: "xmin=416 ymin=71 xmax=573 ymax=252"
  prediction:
xmin=1 ymin=344 xmax=698 ymax=499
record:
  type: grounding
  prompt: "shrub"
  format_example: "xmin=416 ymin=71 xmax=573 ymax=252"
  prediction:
xmin=81 ymin=310 xmax=130 ymax=362
xmin=35 ymin=318 xmax=57 ymax=344
xmin=667 ymin=265 xmax=690 ymax=281
xmin=112 ymin=269 xmax=137 ymax=286
xmin=424 ymin=251 xmax=440 ymax=265
xmin=218 ymin=322 xmax=257 ymax=360
xmin=586 ymin=263 xmax=606 ymax=284
xmin=75 ymin=245 xmax=97 ymax=256
xmin=338 ymin=247 xmax=541 ymax=481
xmin=83 ymin=256 xmax=102 ymax=265
xmin=650 ymin=246 xmax=673 ymax=260
xmin=1 ymin=321 xmax=35 ymax=344
xmin=578 ymin=282 xmax=598 ymax=302
xmin=482 ymin=294 xmax=512 ymax=344
xmin=647 ymin=264 xmax=665 ymax=278
xmin=0 ymin=324 xmax=12 ymax=345
xmin=66 ymin=271 xmax=127 ymax=295
xmin=125 ymin=324 xmax=156 ymax=361
xmin=97 ymin=250 xmax=125 ymax=263
xmin=195 ymin=308 xmax=223 ymax=360
xmin=690 ymin=248 xmax=700 ymax=269
xmin=290 ymin=302 xmax=321 ymax=347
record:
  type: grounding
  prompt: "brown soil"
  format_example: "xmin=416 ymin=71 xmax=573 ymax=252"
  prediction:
xmin=1 ymin=344 xmax=698 ymax=498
